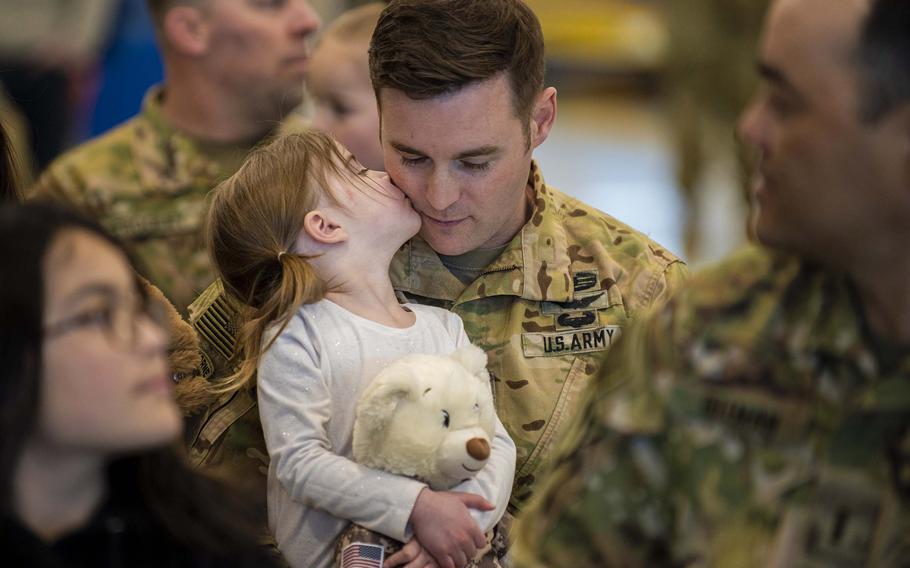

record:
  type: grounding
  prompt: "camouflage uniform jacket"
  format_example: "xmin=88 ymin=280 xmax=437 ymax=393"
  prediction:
xmin=391 ymin=161 xmax=687 ymax=512
xmin=182 ymin=280 xmax=273 ymax=531
xmin=514 ymin=245 xmax=910 ymax=567
xmin=32 ymin=87 xmax=245 ymax=310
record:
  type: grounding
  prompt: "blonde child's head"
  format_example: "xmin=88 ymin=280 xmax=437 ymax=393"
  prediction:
xmin=306 ymin=2 xmax=385 ymax=171
xmin=207 ymin=129 xmax=419 ymax=393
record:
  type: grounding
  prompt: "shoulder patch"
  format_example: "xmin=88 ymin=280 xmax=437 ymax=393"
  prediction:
xmin=194 ymin=292 xmax=239 ymax=361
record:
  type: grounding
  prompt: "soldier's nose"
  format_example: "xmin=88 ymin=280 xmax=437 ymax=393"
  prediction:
xmin=466 ymin=437 xmax=490 ymax=461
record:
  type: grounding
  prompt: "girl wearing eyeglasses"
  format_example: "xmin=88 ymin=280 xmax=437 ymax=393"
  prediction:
xmin=0 ymin=202 xmax=281 ymax=567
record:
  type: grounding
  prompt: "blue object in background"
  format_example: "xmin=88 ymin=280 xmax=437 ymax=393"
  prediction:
xmin=87 ymin=0 xmax=163 ymax=137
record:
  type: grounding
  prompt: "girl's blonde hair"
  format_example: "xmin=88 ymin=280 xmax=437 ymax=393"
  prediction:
xmin=206 ymin=130 xmax=352 ymax=394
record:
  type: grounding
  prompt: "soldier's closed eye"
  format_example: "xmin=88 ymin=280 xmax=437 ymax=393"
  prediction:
xmin=400 ymin=155 xmax=428 ymax=168
xmin=460 ymin=160 xmax=491 ymax=172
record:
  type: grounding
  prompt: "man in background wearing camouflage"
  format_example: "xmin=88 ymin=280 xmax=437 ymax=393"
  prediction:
xmin=515 ymin=0 xmax=910 ymax=565
xmin=187 ymin=0 xmax=686 ymax=562
xmin=30 ymin=0 xmax=320 ymax=310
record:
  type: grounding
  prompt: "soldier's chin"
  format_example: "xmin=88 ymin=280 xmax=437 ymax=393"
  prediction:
xmin=752 ymin=214 xmax=799 ymax=255
xmin=420 ymin=227 xmax=472 ymax=256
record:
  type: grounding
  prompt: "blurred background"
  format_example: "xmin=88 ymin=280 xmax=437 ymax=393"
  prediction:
xmin=0 ymin=0 xmax=768 ymax=266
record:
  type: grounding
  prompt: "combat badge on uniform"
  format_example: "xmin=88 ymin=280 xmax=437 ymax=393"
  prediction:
xmin=522 ymin=271 xmax=623 ymax=358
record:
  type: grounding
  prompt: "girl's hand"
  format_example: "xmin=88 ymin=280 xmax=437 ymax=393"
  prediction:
xmin=408 ymin=488 xmax=491 ymax=568
xmin=384 ymin=537 xmax=439 ymax=568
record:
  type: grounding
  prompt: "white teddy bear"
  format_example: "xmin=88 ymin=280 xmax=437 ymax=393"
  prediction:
xmin=334 ymin=344 xmax=507 ymax=567
xmin=352 ymin=344 xmax=496 ymax=489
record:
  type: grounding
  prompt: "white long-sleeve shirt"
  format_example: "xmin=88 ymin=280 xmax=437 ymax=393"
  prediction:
xmin=258 ymin=300 xmax=516 ymax=568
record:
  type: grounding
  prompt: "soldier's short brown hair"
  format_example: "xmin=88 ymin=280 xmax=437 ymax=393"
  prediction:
xmin=858 ymin=0 xmax=910 ymax=122
xmin=368 ymin=0 xmax=546 ymax=132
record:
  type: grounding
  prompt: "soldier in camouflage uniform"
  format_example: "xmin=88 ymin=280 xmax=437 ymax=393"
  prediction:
xmin=390 ymin=161 xmax=687 ymax=513
xmin=372 ymin=0 xmax=687 ymax=517
xmin=29 ymin=0 xmax=320 ymax=311
xmin=514 ymin=0 xmax=910 ymax=565
xmin=186 ymin=1 xmax=687 ymax=546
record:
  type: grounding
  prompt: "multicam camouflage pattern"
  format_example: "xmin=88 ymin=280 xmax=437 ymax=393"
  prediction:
xmin=181 ymin=280 xmax=285 ymax=550
xmin=514 ymin=245 xmax=910 ymax=567
xmin=334 ymin=514 xmax=513 ymax=568
xmin=181 ymin=280 xmax=273 ymax=515
xmin=28 ymin=87 xmax=293 ymax=311
xmin=391 ymin=162 xmax=687 ymax=512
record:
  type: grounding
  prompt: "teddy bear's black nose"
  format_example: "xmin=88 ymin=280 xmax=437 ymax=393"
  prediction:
xmin=466 ymin=438 xmax=490 ymax=461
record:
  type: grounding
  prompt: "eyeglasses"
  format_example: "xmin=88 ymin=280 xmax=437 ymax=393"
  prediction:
xmin=44 ymin=296 xmax=169 ymax=351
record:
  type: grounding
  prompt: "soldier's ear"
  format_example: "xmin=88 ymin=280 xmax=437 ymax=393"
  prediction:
xmin=163 ymin=6 xmax=210 ymax=57
xmin=300 ymin=210 xmax=348 ymax=246
xmin=529 ymin=87 xmax=558 ymax=151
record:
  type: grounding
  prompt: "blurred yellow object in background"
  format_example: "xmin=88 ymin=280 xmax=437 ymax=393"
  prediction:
xmin=525 ymin=0 xmax=668 ymax=72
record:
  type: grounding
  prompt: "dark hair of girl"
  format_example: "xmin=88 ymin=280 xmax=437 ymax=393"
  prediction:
xmin=0 ymin=119 xmax=22 ymax=204
xmin=0 ymin=201 xmax=269 ymax=562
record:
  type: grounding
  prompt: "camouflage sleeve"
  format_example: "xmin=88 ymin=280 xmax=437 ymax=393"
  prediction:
xmin=512 ymin=301 xmax=684 ymax=567
xmin=650 ymin=259 xmax=689 ymax=310
xmin=662 ymin=260 xmax=690 ymax=300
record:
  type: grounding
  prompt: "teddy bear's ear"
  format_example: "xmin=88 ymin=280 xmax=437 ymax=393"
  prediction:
xmin=353 ymin=371 xmax=419 ymax=461
xmin=359 ymin=377 xmax=414 ymax=422
xmin=450 ymin=344 xmax=488 ymax=380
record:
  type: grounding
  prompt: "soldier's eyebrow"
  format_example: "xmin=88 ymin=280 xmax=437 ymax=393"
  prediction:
xmin=390 ymin=142 xmax=426 ymax=156
xmin=389 ymin=142 xmax=501 ymax=161
xmin=454 ymin=146 xmax=499 ymax=160
xmin=757 ymin=60 xmax=797 ymax=92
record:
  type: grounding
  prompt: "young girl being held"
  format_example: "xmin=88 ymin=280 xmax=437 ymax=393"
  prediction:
xmin=206 ymin=132 xmax=515 ymax=568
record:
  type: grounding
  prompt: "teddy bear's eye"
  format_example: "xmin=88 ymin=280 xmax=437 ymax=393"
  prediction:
xmin=442 ymin=410 xmax=450 ymax=428
xmin=472 ymin=402 xmax=480 ymax=412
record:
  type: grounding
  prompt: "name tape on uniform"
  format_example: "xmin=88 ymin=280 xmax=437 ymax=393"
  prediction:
xmin=522 ymin=325 xmax=622 ymax=358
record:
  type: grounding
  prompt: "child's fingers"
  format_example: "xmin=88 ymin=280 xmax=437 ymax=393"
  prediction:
xmin=384 ymin=539 xmax=420 ymax=567
xmin=450 ymin=491 xmax=495 ymax=511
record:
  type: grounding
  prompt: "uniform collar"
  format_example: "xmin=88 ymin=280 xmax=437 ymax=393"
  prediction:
xmin=391 ymin=161 xmax=574 ymax=304
xmin=772 ymin=258 xmax=910 ymax=381
xmin=131 ymin=86 xmax=225 ymax=195
xmin=679 ymin=247 xmax=908 ymax=387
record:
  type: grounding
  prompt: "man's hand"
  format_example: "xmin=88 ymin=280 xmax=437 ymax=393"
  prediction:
xmin=384 ymin=538 xmax=438 ymax=568
xmin=408 ymin=488 xmax=493 ymax=568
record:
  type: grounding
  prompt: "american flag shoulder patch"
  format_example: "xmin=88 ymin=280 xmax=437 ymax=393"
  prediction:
xmin=340 ymin=542 xmax=384 ymax=568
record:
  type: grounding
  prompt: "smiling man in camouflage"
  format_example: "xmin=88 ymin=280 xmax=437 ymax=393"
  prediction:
xmin=515 ymin=0 xmax=910 ymax=565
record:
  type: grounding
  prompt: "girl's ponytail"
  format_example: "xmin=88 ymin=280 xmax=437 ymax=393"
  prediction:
xmin=218 ymin=253 xmax=324 ymax=394
xmin=205 ymin=131 xmax=349 ymax=395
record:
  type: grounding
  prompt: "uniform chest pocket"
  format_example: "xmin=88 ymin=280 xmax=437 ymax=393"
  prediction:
xmin=666 ymin=383 xmax=910 ymax=566
xmin=497 ymin=355 xmax=593 ymax=506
